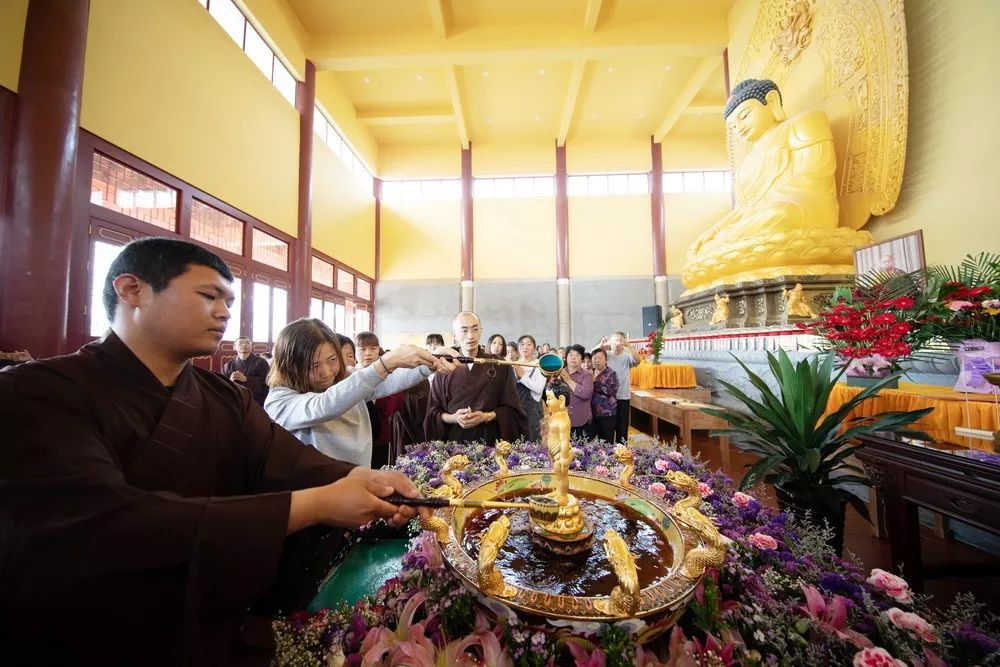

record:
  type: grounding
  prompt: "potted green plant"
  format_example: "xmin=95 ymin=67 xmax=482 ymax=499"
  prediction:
xmin=701 ymin=350 xmax=932 ymax=555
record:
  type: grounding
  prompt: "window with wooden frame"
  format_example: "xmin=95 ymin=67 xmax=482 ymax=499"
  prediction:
xmin=77 ymin=132 xmax=294 ymax=360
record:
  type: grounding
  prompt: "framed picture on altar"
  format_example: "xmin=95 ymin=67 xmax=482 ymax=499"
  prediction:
xmin=854 ymin=230 xmax=925 ymax=281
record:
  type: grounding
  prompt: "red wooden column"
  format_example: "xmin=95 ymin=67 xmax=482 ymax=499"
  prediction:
xmin=291 ymin=60 xmax=316 ymax=320
xmin=459 ymin=146 xmax=473 ymax=311
xmin=372 ymin=177 xmax=381 ymax=329
xmin=723 ymin=48 xmax=732 ymax=96
xmin=0 ymin=0 xmax=90 ymax=357
xmin=650 ymin=138 xmax=668 ymax=311
xmin=555 ymin=143 xmax=570 ymax=345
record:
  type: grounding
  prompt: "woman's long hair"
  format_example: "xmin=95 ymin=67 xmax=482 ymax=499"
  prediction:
xmin=487 ymin=334 xmax=506 ymax=356
xmin=267 ymin=318 xmax=347 ymax=393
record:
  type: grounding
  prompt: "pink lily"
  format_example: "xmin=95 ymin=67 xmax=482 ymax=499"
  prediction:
xmin=635 ymin=645 xmax=667 ymax=667
xmin=799 ymin=584 xmax=874 ymax=649
xmin=360 ymin=627 xmax=395 ymax=666
xmin=567 ymin=641 xmax=607 ymax=667
xmin=388 ymin=636 xmax=436 ymax=667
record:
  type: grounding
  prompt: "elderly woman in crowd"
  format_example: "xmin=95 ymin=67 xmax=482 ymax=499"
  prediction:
xmin=590 ymin=347 xmax=619 ymax=443
xmin=557 ymin=343 xmax=593 ymax=440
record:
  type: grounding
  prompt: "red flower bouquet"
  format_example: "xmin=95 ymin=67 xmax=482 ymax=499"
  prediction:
xmin=800 ymin=285 xmax=938 ymax=378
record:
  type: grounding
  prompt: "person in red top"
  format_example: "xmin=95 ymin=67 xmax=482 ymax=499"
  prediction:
xmin=356 ymin=332 xmax=407 ymax=467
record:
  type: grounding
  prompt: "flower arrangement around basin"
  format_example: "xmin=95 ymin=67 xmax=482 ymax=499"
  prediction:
xmin=700 ymin=350 xmax=932 ymax=556
xmin=274 ymin=437 xmax=998 ymax=667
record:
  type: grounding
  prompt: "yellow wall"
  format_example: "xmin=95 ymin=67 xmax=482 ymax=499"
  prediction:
xmin=316 ymin=72 xmax=378 ymax=172
xmin=379 ymin=143 xmax=461 ymax=179
xmin=311 ymin=143 xmax=376 ymax=276
xmin=567 ymin=139 xmax=651 ymax=174
xmin=474 ymin=198 xmax=556 ymax=279
xmin=569 ymin=195 xmax=652 ymax=277
xmin=0 ymin=0 xmax=28 ymax=92
xmin=664 ymin=193 xmax=733 ymax=274
xmin=864 ymin=0 xmax=998 ymax=265
xmin=380 ymin=200 xmax=461 ymax=280
xmin=81 ymin=0 xmax=299 ymax=236
xmin=661 ymin=136 xmax=729 ymax=171
xmin=473 ymin=142 xmax=555 ymax=177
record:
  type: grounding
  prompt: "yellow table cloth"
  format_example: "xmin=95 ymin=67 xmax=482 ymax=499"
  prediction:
xmin=629 ymin=363 xmax=698 ymax=390
xmin=823 ymin=382 xmax=999 ymax=451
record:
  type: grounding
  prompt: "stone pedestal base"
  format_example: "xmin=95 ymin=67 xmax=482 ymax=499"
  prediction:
xmin=669 ymin=275 xmax=851 ymax=333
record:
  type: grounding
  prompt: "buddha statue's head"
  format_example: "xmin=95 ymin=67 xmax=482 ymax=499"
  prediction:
xmin=724 ymin=79 xmax=787 ymax=142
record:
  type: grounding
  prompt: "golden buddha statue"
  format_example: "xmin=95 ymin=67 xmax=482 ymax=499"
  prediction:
xmin=682 ymin=79 xmax=872 ymax=295
xmin=782 ymin=283 xmax=817 ymax=318
xmin=709 ymin=294 xmax=730 ymax=326
xmin=669 ymin=306 xmax=685 ymax=329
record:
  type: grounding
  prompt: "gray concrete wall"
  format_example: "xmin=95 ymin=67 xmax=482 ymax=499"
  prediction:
xmin=570 ymin=277 xmax=653 ymax=348
xmin=375 ymin=276 xmax=654 ymax=348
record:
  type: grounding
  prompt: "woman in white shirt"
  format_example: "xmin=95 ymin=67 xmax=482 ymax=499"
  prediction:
xmin=265 ymin=318 xmax=455 ymax=467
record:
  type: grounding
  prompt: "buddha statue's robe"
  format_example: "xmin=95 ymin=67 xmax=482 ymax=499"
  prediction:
xmin=0 ymin=333 xmax=354 ymax=665
xmin=683 ymin=110 xmax=871 ymax=293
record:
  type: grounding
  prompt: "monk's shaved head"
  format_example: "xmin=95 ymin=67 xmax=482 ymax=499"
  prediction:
xmin=452 ymin=311 xmax=482 ymax=355
xmin=452 ymin=311 xmax=481 ymax=329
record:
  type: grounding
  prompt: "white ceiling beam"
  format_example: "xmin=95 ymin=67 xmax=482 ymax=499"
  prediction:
xmin=557 ymin=60 xmax=587 ymax=147
xmin=446 ymin=66 xmax=470 ymax=149
xmin=652 ymin=57 xmax=721 ymax=142
xmin=316 ymin=43 xmax=720 ymax=71
xmin=357 ymin=107 xmax=456 ymax=125
xmin=583 ymin=0 xmax=603 ymax=32
xmin=427 ymin=0 xmax=450 ymax=39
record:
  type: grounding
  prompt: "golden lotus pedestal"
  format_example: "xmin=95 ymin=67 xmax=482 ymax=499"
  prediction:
xmin=425 ymin=466 xmax=726 ymax=642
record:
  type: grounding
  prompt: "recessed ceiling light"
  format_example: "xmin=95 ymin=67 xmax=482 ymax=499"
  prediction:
xmin=486 ymin=117 xmax=494 ymax=123
xmin=363 ymin=76 xmax=371 ymax=84
xmin=591 ymin=114 xmax=598 ymax=120
xmin=638 ymin=112 xmax=646 ymax=119
xmin=607 ymin=66 xmax=615 ymax=73
xmin=533 ymin=115 xmax=540 ymax=121
xmin=665 ymin=64 xmax=673 ymax=71
xmin=538 ymin=68 xmax=546 ymax=75
xmin=482 ymin=71 xmax=490 ymax=77
xmin=416 ymin=74 xmax=423 ymax=81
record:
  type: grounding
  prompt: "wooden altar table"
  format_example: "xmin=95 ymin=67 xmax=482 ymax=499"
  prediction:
xmin=630 ymin=390 xmax=729 ymax=464
xmin=824 ymin=382 xmax=999 ymax=451
xmin=856 ymin=433 xmax=1000 ymax=592
xmin=630 ymin=363 xmax=698 ymax=390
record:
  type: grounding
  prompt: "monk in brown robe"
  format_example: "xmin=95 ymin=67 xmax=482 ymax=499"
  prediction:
xmin=424 ymin=311 xmax=527 ymax=444
xmin=222 ymin=335 xmax=271 ymax=406
xmin=0 ymin=238 xmax=424 ymax=666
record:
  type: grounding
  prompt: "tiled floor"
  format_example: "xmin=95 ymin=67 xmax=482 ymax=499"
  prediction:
xmin=627 ymin=400 xmax=1000 ymax=610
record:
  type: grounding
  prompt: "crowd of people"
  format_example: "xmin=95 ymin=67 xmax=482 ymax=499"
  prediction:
xmin=222 ymin=310 xmax=642 ymax=470
xmin=0 ymin=237 xmax=643 ymax=662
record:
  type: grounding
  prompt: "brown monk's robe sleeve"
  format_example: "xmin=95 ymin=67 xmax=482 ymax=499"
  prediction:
xmin=423 ymin=373 xmax=452 ymax=441
xmin=0 ymin=365 xmax=352 ymax=662
xmin=494 ymin=366 xmax=529 ymax=441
